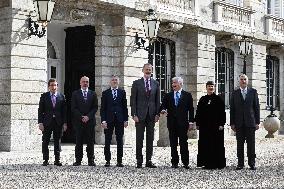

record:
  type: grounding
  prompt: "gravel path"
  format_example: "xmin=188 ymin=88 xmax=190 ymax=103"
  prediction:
xmin=0 ymin=138 xmax=283 ymax=189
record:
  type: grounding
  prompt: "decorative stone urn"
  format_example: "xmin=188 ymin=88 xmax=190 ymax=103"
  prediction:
xmin=263 ymin=107 xmax=280 ymax=138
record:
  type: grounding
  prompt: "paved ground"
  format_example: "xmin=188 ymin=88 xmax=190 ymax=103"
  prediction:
xmin=0 ymin=137 xmax=283 ymax=189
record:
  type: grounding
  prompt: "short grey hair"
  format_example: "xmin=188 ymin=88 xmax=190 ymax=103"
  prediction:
xmin=110 ymin=75 xmax=120 ymax=80
xmin=239 ymin=74 xmax=249 ymax=82
xmin=172 ymin=77 xmax=183 ymax=85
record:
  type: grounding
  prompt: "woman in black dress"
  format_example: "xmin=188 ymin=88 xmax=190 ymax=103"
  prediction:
xmin=195 ymin=81 xmax=226 ymax=169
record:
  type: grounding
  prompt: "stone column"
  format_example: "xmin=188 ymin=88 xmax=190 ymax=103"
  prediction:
xmin=122 ymin=15 xmax=149 ymax=145
xmin=278 ymin=53 xmax=284 ymax=135
xmin=248 ymin=41 xmax=267 ymax=137
xmin=187 ymin=29 xmax=216 ymax=139
xmin=0 ymin=1 xmax=12 ymax=151
xmin=0 ymin=0 xmax=46 ymax=151
xmin=94 ymin=10 xmax=126 ymax=144
xmin=157 ymin=115 xmax=170 ymax=146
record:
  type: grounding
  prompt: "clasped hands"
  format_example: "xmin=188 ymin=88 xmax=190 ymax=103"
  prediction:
xmin=132 ymin=115 xmax=159 ymax=123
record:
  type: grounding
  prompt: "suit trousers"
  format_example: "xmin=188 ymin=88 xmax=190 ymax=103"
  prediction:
xmin=136 ymin=113 xmax=155 ymax=164
xmin=42 ymin=118 xmax=62 ymax=161
xmin=75 ymin=122 xmax=95 ymax=162
xmin=168 ymin=121 xmax=189 ymax=166
xmin=236 ymin=126 xmax=256 ymax=167
xmin=104 ymin=115 xmax=124 ymax=162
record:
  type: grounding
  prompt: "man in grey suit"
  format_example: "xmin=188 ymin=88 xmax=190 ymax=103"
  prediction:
xmin=131 ymin=63 xmax=160 ymax=168
xmin=230 ymin=74 xmax=260 ymax=170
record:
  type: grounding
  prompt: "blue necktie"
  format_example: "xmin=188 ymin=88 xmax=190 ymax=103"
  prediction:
xmin=113 ymin=89 xmax=117 ymax=100
xmin=175 ymin=91 xmax=180 ymax=106
xmin=83 ymin=90 xmax=87 ymax=101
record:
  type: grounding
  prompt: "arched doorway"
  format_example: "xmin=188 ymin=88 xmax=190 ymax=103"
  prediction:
xmin=47 ymin=40 xmax=62 ymax=92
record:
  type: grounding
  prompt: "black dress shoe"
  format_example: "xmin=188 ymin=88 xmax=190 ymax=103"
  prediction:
xmin=116 ymin=162 xmax=124 ymax=167
xmin=54 ymin=161 xmax=62 ymax=166
xmin=104 ymin=161 xmax=110 ymax=167
xmin=42 ymin=160 xmax=49 ymax=166
xmin=136 ymin=163 xmax=142 ymax=168
xmin=73 ymin=161 xmax=81 ymax=166
xmin=236 ymin=166 xmax=244 ymax=170
xmin=249 ymin=166 xmax=256 ymax=170
xmin=183 ymin=165 xmax=190 ymax=169
xmin=88 ymin=161 xmax=96 ymax=166
xmin=171 ymin=164 xmax=178 ymax=168
xmin=145 ymin=161 xmax=157 ymax=168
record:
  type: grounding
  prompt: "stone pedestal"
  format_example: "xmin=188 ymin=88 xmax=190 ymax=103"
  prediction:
xmin=188 ymin=129 xmax=198 ymax=139
xmin=157 ymin=115 xmax=170 ymax=147
xmin=279 ymin=112 xmax=284 ymax=135
xmin=263 ymin=116 xmax=280 ymax=138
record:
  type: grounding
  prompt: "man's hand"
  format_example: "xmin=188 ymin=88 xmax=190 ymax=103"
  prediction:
xmin=133 ymin=116 xmax=139 ymax=123
xmin=82 ymin=116 xmax=89 ymax=123
xmin=63 ymin=123 xmax=67 ymax=132
xmin=124 ymin=121 xmax=128 ymax=128
xmin=256 ymin=124 xmax=259 ymax=130
xmin=38 ymin=123 xmax=44 ymax=132
xmin=219 ymin=126 xmax=224 ymax=131
xmin=155 ymin=115 xmax=159 ymax=123
xmin=101 ymin=122 xmax=108 ymax=129
xmin=188 ymin=123 xmax=194 ymax=131
xmin=231 ymin=125 xmax=236 ymax=132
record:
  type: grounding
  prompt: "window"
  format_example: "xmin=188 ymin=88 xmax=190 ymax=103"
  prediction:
xmin=148 ymin=38 xmax=176 ymax=101
xmin=51 ymin=66 xmax=57 ymax=78
xmin=266 ymin=55 xmax=280 ymax=110
xmin=215 ymin=47 xmax=234 ymax=108
xmin=267 ymin=0 xmax=284 ymax=18
xmin=47 ymin=40 xmax=57 ymax=59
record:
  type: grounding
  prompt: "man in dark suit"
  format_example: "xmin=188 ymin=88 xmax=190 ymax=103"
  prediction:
xmin=72 ymin=76 xmax=98 ymax=166
xmin=160 ymin=77 xmax=194 ymax=169
xmin=230 ymin=74 xmax=260 ymax=170
xmin=38 ymin=78 xmax=67 ymax=166
xmin=101 ymin=75 xmax=128 ymax=167
xmin=130 ymin=63 xmax=160 ymax=168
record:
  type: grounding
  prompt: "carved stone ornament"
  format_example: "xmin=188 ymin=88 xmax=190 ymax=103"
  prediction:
xmin=158 ymin=22 xmax=184 ymax=37
xmin=70 ymin=9 xmax=91 ymax=20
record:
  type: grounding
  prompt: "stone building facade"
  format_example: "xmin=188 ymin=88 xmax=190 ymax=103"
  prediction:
xmin=0 ymin=0 xmax=284 ymax=151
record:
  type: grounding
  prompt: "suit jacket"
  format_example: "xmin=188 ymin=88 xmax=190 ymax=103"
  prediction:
xmin=71 ymin=89 xmax=98 ymax=126
xmin=230 ymin=88 xmax=260 ymax=128
xmin=130 ymin=77 xmax=160 ymax=121
xmin=160 ymin=90 xmax=194 ymax=129
xmin=38 ymin=92 xmax=67 ymax=127
xmin=100 ymin=88 xmax=128 ymax=123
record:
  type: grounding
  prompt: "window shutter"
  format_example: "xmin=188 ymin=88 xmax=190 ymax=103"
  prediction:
xmin=275 ymin=0 xmax=281 ymax=17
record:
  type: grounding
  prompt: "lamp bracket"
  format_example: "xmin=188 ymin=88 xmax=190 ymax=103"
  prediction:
xmin=28 ymin=17 xmax=46 ymax=38
xmin=134 ymin=32 xmax=149 ymax=51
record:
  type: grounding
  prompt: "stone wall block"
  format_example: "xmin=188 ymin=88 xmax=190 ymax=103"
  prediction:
xmin=11 ymin=68 xmax=46 ymax=81
xmin=11 ymin=104 xmax=38 ymax=120
xmin=11 ymin=80 xmax=46 ymax=93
